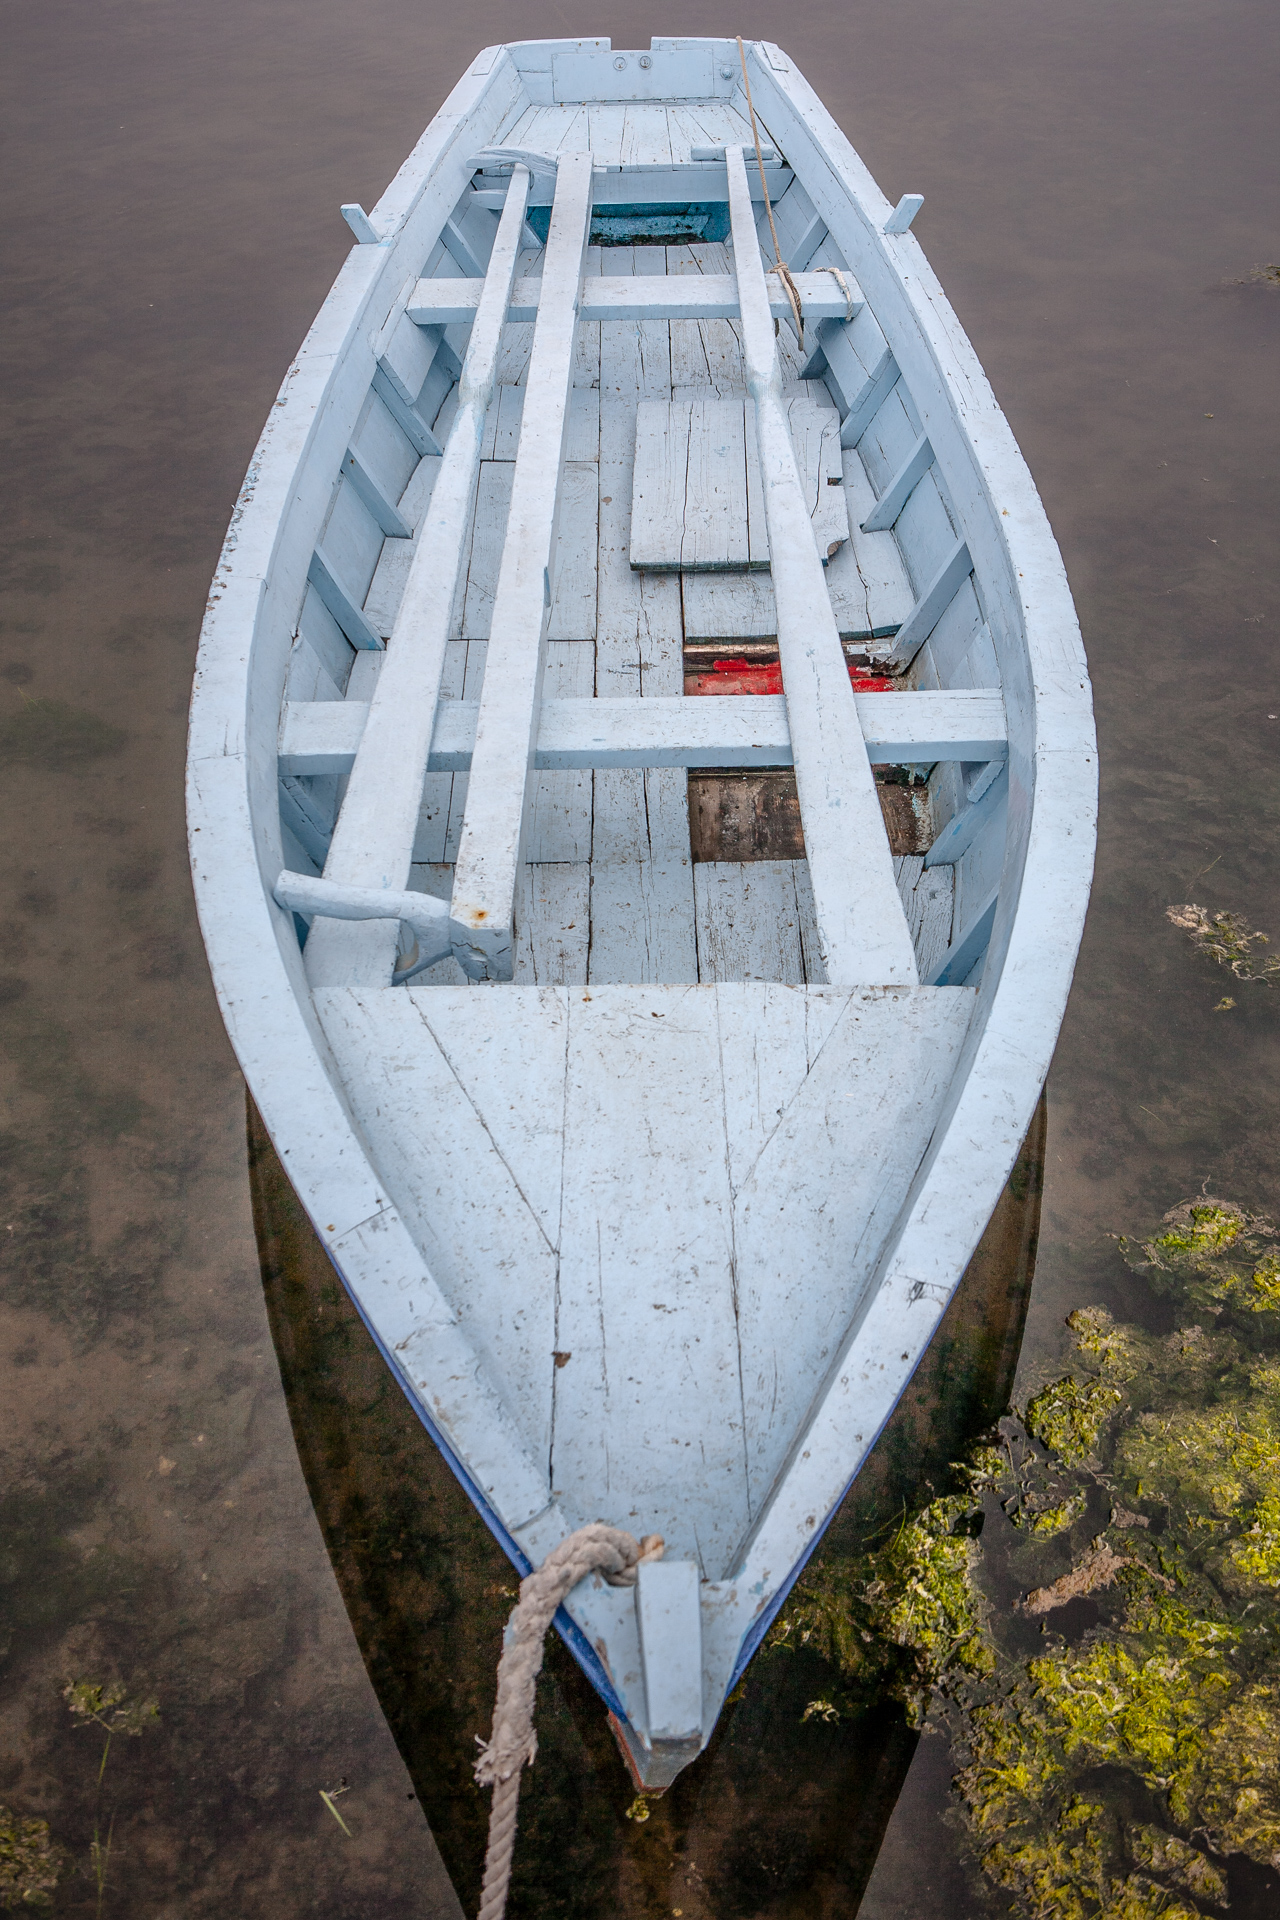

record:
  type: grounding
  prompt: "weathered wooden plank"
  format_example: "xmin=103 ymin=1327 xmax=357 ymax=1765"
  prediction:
xmin=449 ymin=152 xmax=595 ymax=982
xmin=279 ymin=690 xmax=1009 ymax=775
xmin=668 ymin=241 xmax=744 ymax=396
xmin=314 ymin=985 xmax=563 ymax=1465
xmin=459 ymin=459 xmax=598 ymax=640
xmin=731 ymin=987 xmax=976 ymax=1511
xmin=525 ymin=643 xmax=595 ymax=861
xmin=631 ymin=396 xmax=847 ymax=572
xmin=726 ymin=144 xmax=917 ymax=986
xmin=621 ymin=101 xmax=672 ymax=167
xmin=594 ymin=256 xmax=691 ymax=926
xmin=693 ymin=860 xmax=807 ymax=984
xmin=551 ymin=986 xmax=747 ymax=1572
xmin=513 ymin=862 xmax=590 ymax=983
xmin=586 ymin=861 xmax=698 ymax=983
xmin=713 ymin=982 xmax=851 ymax=1199
xmin=839 ymin=450 xmax=916 ymax=635
xmin=682 ymin=395 xmax=750 ymax=569
xmin=408 ymin=270 xmax=859 ymax=326
xmin=301 ymin=164 xmax=533 ymax=989
xmin=627 ymin=399 xmax=691 ymax=572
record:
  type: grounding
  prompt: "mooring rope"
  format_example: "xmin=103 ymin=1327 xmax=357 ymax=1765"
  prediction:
xmin=737 ymin=35 xmax=806 ymax=354
xmin=473 ymin=1523 xmax=664 ymax=1920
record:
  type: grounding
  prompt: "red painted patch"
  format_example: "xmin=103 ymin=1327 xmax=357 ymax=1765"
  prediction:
xmin=684 ymin=658 xmax=897 ymax=697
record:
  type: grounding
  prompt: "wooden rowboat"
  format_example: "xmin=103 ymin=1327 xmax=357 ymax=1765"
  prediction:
xmin=187 ymin=36 xmax=1095 ymax=1790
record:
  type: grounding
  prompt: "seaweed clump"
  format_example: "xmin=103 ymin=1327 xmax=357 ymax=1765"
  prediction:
xmin=1124 ymin=1197 xmax=1280 ymax=1316
xmin=766 ymin=1199 xmax=1280 ymax=1915
xmin=1166 ymin=903 xmax=1280 ymax=988
xmin=0 ymin=1805 xmax=61 ymax=1909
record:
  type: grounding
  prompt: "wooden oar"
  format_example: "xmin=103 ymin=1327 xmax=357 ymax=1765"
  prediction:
xmin=447 ymin=150 xmax=595 ymax=981
xmin=725 ymin=143 xmax=918 ymax=986
xmin=289 ymin=158 xmax=534 ymax=989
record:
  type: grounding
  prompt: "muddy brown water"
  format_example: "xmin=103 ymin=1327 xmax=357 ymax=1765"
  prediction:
xmin=2 ymin=1 xmax=1278 ymax=1913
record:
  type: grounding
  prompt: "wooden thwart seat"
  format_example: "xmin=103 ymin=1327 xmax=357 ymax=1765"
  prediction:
xmin=722 ymin=145 xmax=917 ymax=987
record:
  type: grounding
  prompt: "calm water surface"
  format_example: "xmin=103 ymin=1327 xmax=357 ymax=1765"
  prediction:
xmin=2 ymin=1 xmax=1278 ymax=1913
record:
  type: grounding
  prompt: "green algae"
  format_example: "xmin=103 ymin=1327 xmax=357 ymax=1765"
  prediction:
xmin=765 ymin=1195 xmax=1280 ymax=1914
xmin=1125 ymin=1198 xmax=1280 ymax=1316
xmin=0 ymin=1805 xmax=61 ymax=1909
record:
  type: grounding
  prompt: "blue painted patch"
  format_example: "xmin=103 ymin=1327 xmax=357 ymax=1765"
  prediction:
xmin=525 ymin=202 xmax=731 ymax=247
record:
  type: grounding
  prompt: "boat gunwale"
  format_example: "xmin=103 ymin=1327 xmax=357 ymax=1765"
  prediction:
xmin=185 ymin=34 xmax=1097 ymax=1735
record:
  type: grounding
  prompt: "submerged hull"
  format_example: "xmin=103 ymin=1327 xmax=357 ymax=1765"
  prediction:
xmin=187 ymin=37 xmax=1095 ymax=1785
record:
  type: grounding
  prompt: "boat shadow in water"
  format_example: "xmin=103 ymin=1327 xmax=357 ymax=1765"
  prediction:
xmin=248 ymin=1092 xmax=1045 ymax=1919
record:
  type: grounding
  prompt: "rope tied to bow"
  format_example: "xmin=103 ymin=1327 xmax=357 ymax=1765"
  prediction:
xmin=473 ymin=1523 xmax=664 ymax=1920
xmin=737 ymin=36 xmax=806 ymax=355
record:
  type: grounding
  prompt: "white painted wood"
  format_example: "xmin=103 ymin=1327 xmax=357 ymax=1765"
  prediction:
xmin=341 ymin=202 xmax=380 ymax=244
xmin=884 ymin=193 xmax=924 ymax=234
xmin=551 ymin=47 xmax=715 ymax=103
xmin=278 ymin=689 xmax=1007 ymax=775
xmin=341 ymin=447 xmax=411 ymax=536
xmin=514 ymin=861 xmax=590 ymax=983
xmin=313 ymin=984 xmax=563 ymax=1470
xmin=303 ymin=164 xmax=533 ymax=989
xmin=929 ymin=884 xmax=998 ymax=986
xmin=861 ymin=431 xmax=933 ymax=533
xmin=729 ymin=984 xmax=975 ymax=1511
xmin=925 ymin=763 xmax=1009 ymax=868
xmin=693 ymin=862 xmax=810 ymax=984
xmin=586 ymin=861 xmax=698 ymax=984
xmin=896 ymin=857 xmax=954 ymax=980
xmin=307 ymin=549 xmax=382 ymax=651
xmin=408 ymin=270 xmax=858 ymax=326
xmin=840 ymin=449 xmax=916 ymax=635
xmin=636 ymin=1560 xmax=703 ymax=1747
xmin=525 ymin=643 xmax=594 ymax=860
xmin=879 ymin=535 xmax=973 ymax=670
xmin=630 ymin=397 xmax=846 ymax=571
xmin=449 ymin=152 xmax=595 ymax=982
xmin=551 ymin=988 xmax=746 ymax=1570
xmin=668 ymin=241 xmax=744 ymax=398
xmin=726 ymin=144 xmax=917 ymax=987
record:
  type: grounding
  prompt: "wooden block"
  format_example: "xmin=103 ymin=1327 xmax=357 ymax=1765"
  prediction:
xmin=636 ymin=1560 xmax=703 ymax=1747
xmin=689 ymin=771 xmax=805 ymax=863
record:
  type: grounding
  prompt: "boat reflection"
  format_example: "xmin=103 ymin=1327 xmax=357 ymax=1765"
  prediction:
xmin=248 ymin=1092 xmax=1044 ymax=1918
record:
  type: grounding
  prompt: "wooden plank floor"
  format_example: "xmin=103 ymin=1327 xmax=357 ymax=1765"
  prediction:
xmin=347 ymin=114 xmax=937 ymax=991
